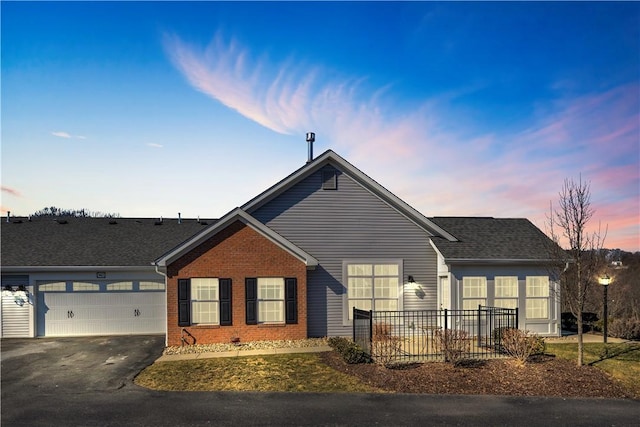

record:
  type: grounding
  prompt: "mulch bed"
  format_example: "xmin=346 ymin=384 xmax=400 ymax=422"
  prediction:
xmin=319 ymin=351 xmax=634 ymax=398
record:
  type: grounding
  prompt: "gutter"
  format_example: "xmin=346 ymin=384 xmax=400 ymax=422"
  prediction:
xmin=444 ymin=258 xmax=559 ymax=265
xmin=1 ymin=265 xmax=158 ymax=273
xmin=153 ymin=262 xmax=170 ymax=347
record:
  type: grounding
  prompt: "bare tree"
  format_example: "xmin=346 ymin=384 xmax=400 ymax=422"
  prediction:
xmin=30 ymin=206 xmax=120 ymax=218
xmin=547 ymin=176 xmax=607 ymax=366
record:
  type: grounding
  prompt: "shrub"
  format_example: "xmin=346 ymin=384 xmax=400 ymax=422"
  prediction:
xmin=435 ymin=329 xmax=471 ymax=366
xmin=500 ymin=328 xmax=545 ymax=365
xmin=608 ymin=318 xmax=640 ymax=340
xmin=371 ymin=322 xmax=403 ymax=366
xmin=327 ymin=336 xmax=371 ymax=364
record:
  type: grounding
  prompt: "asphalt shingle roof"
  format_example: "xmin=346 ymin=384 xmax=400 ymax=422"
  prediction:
xmin=1 ymin=217 xmax=215 ymax=267
xmin=428 ymin=217 xmax=555 ymax=261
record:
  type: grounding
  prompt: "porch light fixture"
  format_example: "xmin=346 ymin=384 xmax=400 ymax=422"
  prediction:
xmin=408 ymin=275 xmax=415 ymax=284
xmin=598 ymin=274 xmax=612 ymax=343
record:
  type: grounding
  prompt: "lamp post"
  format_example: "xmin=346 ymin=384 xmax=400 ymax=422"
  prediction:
xmin=598 ymin=274 xmax=612 ymax=343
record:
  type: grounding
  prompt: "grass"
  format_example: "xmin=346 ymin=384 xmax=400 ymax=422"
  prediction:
xmin=135 ymin=342 xmax=640 ymax=396
xmin=134 ymin=353 xmax=381 ymax=393
xmin=546 ymin=342 xmax=640 ymax=397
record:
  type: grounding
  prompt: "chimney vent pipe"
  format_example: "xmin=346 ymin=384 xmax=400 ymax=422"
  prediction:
xmin=306 ymin=132 xmax=315 ymax=163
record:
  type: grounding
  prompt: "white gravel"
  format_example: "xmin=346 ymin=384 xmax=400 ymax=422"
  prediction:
xmin=163 ymin=337 xmax=329 ymax=355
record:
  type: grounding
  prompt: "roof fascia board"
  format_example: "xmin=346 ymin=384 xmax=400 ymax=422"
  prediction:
xmin=444 ymin=258 xmax=559 ymax=265
xmin=242 ymin=150 xmax=458 ymax=242
xmin=154 ymin=208 xmax=318 ymax=269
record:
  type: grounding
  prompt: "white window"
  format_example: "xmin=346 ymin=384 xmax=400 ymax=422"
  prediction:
xmin=73 ymin=282 xmax=100 ymax=291
xmin=347 ymin=263 xmax=399 ymax=319
xmin=526 ymin=276 xmax=549 ymax=319
xmin=462 ymin=277 xmax=487 ymax=310
xmin=494 ymin=276 xmax=518 ymax=309
xmin=191 ymin=278 xmax=219 ymax=325
xmin=258 ymin=278 xmax=284 ymax=323
xmin=38 ymin=281 xmax=67 ymax=292
xmin=106 ymin=281 xmax=133 ymax=291
xmin=139 ymin=281 xmax=165 ymax=291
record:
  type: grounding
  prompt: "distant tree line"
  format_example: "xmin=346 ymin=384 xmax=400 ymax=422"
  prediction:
xmin=30 ymin=206 xmax=120 ymax=218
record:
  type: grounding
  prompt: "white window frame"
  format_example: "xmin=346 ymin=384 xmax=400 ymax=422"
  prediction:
xmin=344 ymin=260 xmax=402 ymax=323
xmin=258 ymin=278 xmax=285 ymax=324
xmin=526 ymin=276 xmax=550 ymax=319
xmin=191 ymin=278 xmax=220 ymax=325
xmin=494 ymin=276 xmax=518 ymax=309
xmin=462 ymin=277 xmax=487 ymax=310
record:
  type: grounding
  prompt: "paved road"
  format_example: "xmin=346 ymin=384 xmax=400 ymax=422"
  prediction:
xmin=2 ymin=336 xmax=639 ymax=426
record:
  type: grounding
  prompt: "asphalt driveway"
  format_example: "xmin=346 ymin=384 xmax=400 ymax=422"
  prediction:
xmin=1 ymin=335 xmax=165 ymax=394
xmin=2 ymin=335 xmax=639 ymax=427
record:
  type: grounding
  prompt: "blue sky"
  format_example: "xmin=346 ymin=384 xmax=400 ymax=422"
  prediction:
xmin=2 ymin=1 xmax=639 ymax=251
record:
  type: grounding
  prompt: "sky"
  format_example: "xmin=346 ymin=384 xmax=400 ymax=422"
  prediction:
xmin=2 ymin=1 xmax=639 ymax=252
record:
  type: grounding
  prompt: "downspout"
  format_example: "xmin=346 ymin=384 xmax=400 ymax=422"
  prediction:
xmin=154 ymin=263 xmax=169 ymax=347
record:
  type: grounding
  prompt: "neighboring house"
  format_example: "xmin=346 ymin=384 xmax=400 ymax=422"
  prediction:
xmin=1 ymin=149 xmax=561 ymax=344
xmin=0 ymin=217 xmax=210 ymax=338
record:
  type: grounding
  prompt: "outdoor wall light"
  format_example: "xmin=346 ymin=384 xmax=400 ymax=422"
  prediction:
xmin=408 ymin=275 xmax=415 ymax=284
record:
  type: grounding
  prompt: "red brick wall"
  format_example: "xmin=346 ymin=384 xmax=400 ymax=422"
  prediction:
xmin=166 ymin=220 xmax=308 ymax=346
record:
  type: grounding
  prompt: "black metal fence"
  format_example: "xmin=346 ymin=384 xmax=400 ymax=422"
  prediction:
xmin=353 ymin=306 xmax=518 ymax=362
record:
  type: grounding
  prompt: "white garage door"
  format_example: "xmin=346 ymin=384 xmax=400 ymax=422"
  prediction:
xmin=37 ymin=281 xmax=165 ymax=336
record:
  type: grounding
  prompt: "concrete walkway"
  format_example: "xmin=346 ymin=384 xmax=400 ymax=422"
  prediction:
xmin=155 ymin=345 xmax=332 ymax=362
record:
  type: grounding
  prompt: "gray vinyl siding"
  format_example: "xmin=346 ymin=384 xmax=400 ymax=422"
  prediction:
xmin=449 ymin=265 xmax=560 ymax=336
xmin=251 ymin=166 xmax=438 ymax=337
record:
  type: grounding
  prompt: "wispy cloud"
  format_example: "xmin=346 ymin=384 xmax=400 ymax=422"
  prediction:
xmin=51 ymin=131 xmax=86 ymax=139
xmin=2 ymin=186 xmax=21 ymax=197
xmin=164 ymin=33 xmax=639 ymax=250
xmin=146 ymin=143 xmax=163 ymax=148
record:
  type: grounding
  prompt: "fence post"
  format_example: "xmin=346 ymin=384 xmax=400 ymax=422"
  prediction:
xmin=352 ymin=307 xmax=356 ymax=341
xmin=515 ymin=307 xmax=519 ymax=330
xmin=368 ymin=310 xmax=373 ymax=343
xmin=477 ymin=305 xmax=482 ymax=347
xmin=444 ymin=308 xmax=448 ymax=330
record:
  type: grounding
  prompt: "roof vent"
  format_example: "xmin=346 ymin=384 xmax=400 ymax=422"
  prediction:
xmin=306 ymin=132 xmax=315 ymax=163
xmin=56 ymin=219 xmax=68 ymax=225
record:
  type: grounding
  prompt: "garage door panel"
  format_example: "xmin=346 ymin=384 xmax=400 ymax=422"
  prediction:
xmin=39 ymin=290 xmax=165 ymax=337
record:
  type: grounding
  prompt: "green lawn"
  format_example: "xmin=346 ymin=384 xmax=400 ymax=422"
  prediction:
xmin=546 ymin=342 xmax=640 ymax=398
xmin=135 ymin=353 xmax=381 ymax=393
xmin=135 ymin=342 xmax=640 ymax=396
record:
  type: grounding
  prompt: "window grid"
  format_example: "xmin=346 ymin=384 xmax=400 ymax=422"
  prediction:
xmin=347 ymin=263 xmax=400 ymax=320
xmin=494 ymin=276 xmax=518 ymax=309
xmin=258 ymin=278 xmax=285 ymax=323
xmin=191 ymin=278 xmax=219 ymax=325
xmin=526 ymin=276 xmax=550 ymax=319
xmin=462 ymin=277 xmax=487 ymax=309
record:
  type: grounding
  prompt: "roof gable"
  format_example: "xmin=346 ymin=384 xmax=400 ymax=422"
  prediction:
xmin=242 ymin=150 xmax=457 ymax=241
xmin=153 ymin=208 xmax=318 ymax=269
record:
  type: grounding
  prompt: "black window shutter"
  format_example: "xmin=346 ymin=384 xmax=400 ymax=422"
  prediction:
xmin=285 ymin=278 xmax=298 ymax=324
xmin=177 ymin=279 xmax=191 ymax=326
xmin=219 ymin=278 xmax=232 ymax=326
xmin=245 ymin=278 xmax=258 ymax=325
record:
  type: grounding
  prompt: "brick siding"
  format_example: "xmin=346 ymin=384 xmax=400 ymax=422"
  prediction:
xmin=166 ymin=220 xmax=308 ymax=346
